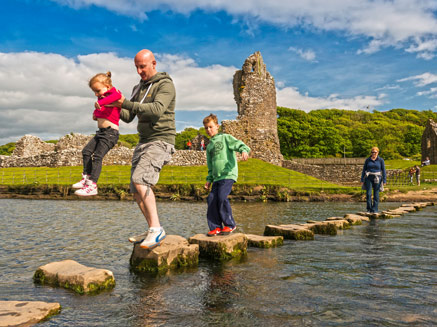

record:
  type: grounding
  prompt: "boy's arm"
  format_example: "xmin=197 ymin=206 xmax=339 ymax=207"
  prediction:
xmin=97 ymin=88 xmax=122 ymax=107
xmin=224 ymin=134 xmax=251 ymax=154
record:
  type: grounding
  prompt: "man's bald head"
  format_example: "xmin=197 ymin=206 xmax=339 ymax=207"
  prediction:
xmin=134 ymin=49 xmax=157 ymax=81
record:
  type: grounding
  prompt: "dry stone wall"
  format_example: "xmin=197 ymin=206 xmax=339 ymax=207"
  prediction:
xmin=0 ymin=134 xmax=208 ymax=168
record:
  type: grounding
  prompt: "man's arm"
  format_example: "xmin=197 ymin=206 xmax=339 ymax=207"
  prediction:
xmin=122 ymin=81 xmax=175 ymax=123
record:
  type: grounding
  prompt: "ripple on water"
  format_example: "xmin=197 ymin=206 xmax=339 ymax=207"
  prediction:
xmin=0 ymin=199 xmax=436 ymax=326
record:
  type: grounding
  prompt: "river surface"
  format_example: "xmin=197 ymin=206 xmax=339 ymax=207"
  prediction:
xmin=0 ymin=199 xmax=436 ymax=326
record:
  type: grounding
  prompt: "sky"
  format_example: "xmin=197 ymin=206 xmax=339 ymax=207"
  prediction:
xmin=1 ymin=0 xmax=437 ymax=145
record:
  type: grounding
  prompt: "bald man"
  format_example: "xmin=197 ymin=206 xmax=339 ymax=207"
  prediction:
xmin=116 ymin=49 xmax=176 ymax=249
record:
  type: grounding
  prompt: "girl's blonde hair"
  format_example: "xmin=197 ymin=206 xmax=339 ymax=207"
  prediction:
xmin=371 ymin=146 xmax=379 ymax=153
xmin=89 ymin=71 xmax=113 ymax=88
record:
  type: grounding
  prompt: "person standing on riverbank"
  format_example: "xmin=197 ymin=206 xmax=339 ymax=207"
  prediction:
xmin=203 ymin=114 xmax=250 ymax=236
xmin=73 ymin=72 xmax=121 ymax=196
xmin=361 ymin=147 xmax=386 ymax=213
xmin=415 ymin=165 xmax=421 ymax=186
xmin=112 ymin=49 xmax=176 ymax=249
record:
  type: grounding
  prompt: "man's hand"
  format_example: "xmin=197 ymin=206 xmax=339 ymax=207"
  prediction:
xmin=204 ymin=182 xmax=211 ymax=190
xmin=110 ymin=95 xmax=125 ymax=108
xmin=92 ymin=113 xmax=97 ymax=121
xmin=241 ymin=152 xmax=249 ymax=161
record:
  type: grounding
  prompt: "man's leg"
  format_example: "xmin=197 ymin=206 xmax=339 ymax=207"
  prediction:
xmin=134 ymin=183 xmax=160 ymax=228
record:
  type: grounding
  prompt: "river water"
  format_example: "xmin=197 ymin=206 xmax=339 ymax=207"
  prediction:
xmin=0 ymin=199 xmax=436 ymax=326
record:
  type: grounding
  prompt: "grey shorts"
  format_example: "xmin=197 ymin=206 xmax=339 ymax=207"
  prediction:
xmin=130 ymin=140 xmax=175 ymax=193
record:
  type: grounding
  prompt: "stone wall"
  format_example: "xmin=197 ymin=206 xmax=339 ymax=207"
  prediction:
xmin=0 ymin=134 xmax=208 ymax=168
xmin=222 ymin=51 xmax=283 ymax=166
xmin=282 ymin=160 xmax=363 ymax=185
xmin=421 ymin=119 xmax=437 ymax=164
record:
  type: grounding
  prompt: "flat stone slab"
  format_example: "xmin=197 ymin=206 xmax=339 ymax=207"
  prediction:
xmin=0 ymin=301 xmax=61 ymax=327
xmin=33 ymin=260 xmax=115 ymax=294
xmin=245 ymin=234 xmax=283 ymax=248
xmin=188 ymin=233 xmax=247 ymax=260
xmin=130 ymin=235 xmax=199 ymax=273
xmin=344 ymin=213 xmax=369 ymax=224
xmin=264 ymin=224 xmax=314 ymax=240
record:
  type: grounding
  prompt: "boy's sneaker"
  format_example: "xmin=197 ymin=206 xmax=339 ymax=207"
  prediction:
xmin=140 ymin=228 xmax=166 ymax=249
xmin=220 ymin=226 xmax=236 ymax=235
xmin=75 ymin=181 xmax=98 ymax=196
xmin=207 ymin=227 xmax=221 ymax=237
xmin=128 ymin=231 xmax=149 ymax=244
xmin=72 ymin=174 xmax=89 ymax=189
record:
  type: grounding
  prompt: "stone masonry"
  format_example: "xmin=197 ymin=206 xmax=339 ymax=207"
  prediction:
xmin=421 ymin=119 xmax=437 ymax=164
xmin=222 ymin=51 xmax=283 ymax=166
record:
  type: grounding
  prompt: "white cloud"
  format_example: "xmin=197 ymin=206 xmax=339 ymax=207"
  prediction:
xmin=398 ymin=72 xmax=437 ymax=86
xmin=0 ymin=51 xmax=237 ymax=144
xmin=276 ymin=86 xmax=386 ymax=111
xmin=417 ymin=87 xmax=437 ymax=98
xmin=288 ymin=47 xmax=317 ymax=62
xmin=52 ymin=0 xmax=437 ymax=58
xmin=0 ymin=50 xmax=393 ymax=145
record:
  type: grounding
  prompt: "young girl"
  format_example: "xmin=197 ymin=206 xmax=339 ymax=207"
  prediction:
xmin=73 ymin=72 xmax=122 ymax=196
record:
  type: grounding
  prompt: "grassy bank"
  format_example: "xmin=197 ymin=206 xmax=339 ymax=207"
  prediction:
xmin=1 ymin=159 xmax=436 ymax=201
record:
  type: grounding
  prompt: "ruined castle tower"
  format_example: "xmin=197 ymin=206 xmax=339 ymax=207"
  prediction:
xmin=222 ymin=51 xmax=283 ymax=165
xmin=421 ymin=119 xmax=437 ymax=164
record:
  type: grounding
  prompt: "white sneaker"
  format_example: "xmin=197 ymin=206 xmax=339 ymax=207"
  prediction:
xmin=75 ymin=181 xmax=98 ymax=196
xmin=140 ymin=228 xmax=166 ymax=249
xmin=72 ymin=174 xmax=89 ymax=189
xmin=128 ymin=231 xmax=149 ymax=243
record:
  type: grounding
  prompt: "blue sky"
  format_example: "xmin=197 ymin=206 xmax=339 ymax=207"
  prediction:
xmin=1 ymin=0 xmax=437 ymax=144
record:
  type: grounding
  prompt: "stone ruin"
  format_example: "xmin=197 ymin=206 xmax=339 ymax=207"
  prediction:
xmin=0 ymin=134 xmax=134 ymax=168
xmin=0 ymin=133 xmax=207 ymax=168
xmin=12 ymin=135 xmax=55 ymax=157
xmin=222 ymin=51 xmax=283 ymax=166
xmin=421 ymin=119 xmax=437 ymax=164
xmin=190 ymin=134 xmax=209 ymax=151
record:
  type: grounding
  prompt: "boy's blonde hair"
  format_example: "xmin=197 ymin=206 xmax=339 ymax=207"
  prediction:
xmin=89 ymin=71 xmax=113 ymax=88
xmin=203 ymin=113 xmax=219 ymax=125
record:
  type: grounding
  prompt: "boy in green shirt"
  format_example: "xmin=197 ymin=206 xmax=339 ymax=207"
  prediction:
xmin=203 ymin=114 xmax=250 ymax=236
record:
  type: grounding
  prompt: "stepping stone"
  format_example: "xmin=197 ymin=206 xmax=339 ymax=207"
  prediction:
xmin=188 ymin=233 xmax=247 ymax=260
xmin=324 ymin=218 xmax=351 ymax=229
xmin=245 ymin=234 xmax=283 ymax=248
xmin=0 ymin=301 xmax=61 ymax=327
xmin=130 ymin=235 xmax=199 ymax=273
xmin=301 ymin=221 xmax=341 ymax=235
xmin=33 ymin=260 xmax=115 ymax=294
xmin=397 ymin=206 xmax=417 ymax=212
xmin=264 ymin=224 xmax=314 ymax=240
xmin=344 ymin=213 xmax=369 ymax=224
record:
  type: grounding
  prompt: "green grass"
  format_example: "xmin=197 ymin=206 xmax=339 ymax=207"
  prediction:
xmin=385 ymin=159 xmax=421 ymax=170
xmin=0 ymin=159 xmax=348 ymax=193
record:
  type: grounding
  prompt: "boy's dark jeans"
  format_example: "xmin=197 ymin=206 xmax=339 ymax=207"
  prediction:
xmin=82 ymin=127 xmax=119 ymax=183
xmin=207 ymin=179 xmax=236 ymax=230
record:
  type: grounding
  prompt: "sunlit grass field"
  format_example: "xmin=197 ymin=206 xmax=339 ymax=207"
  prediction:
xmin=1 ymin=158 xmax=436 ymax=193
xmin=0 ymin=159 xmax=348 ymax=192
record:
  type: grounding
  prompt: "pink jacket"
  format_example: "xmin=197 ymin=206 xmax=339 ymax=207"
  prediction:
xmin=93 ymin=87 xmax=122 ymax=125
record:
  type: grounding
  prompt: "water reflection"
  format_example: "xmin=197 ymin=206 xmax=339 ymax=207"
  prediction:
xmin=0 ymin=199 xmax=436 ymax=326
